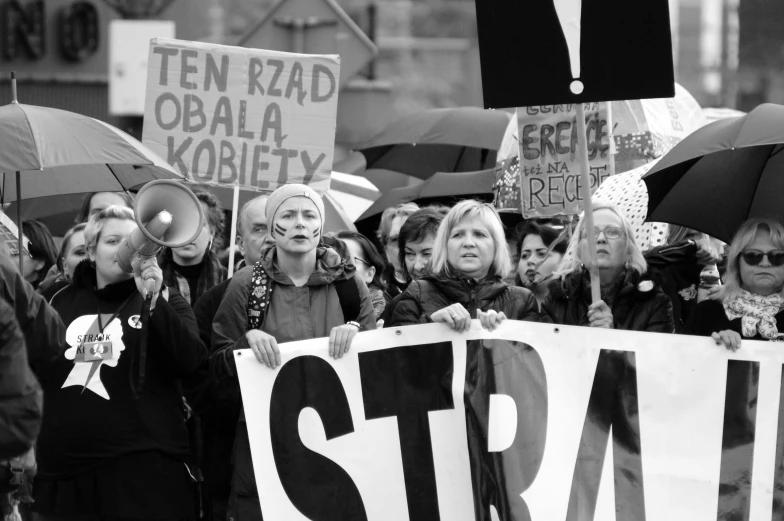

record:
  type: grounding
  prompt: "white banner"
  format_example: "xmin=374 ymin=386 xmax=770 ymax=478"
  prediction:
xmin=236 ymin=321 xmax=784 ymax=520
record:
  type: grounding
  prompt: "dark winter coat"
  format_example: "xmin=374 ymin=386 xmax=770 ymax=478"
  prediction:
xmin=389 ymin=268 xmax=541 ymax=326
xmin=684 ymin=298 xmax=784 ymax=340
xmin=0 ymin=299 xmax=43 ymax=460
xmin=645 ymin=241 xmax=704 ymax=333
xmin=0 ymin=253 xmax=66 ymax=372
xmin=541 ymin=268 xmax=675 ymax=333
xmin=34 ymin=262 xmax=204 ymax=518
xmin=188 ymin=278 xmax=237 ymax=506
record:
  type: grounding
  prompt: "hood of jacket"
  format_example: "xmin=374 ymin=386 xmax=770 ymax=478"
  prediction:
xmin=419 ymin=265 xmax=509 ymax=307
xmin=71 ymin=259 xmax=136 ymax=300
xmin=259 ymin=245 xmax=355 ymax=286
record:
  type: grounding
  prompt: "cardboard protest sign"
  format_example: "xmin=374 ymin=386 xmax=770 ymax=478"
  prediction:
xmin=517 ymin=103 xmax=612 ymax=217
xmin=475 ymin=0 xmax=674 ymax=109
xmin=142 ymin=38 xmax=340 ymax=193
xmin=237 ymin=320 xmax=784 ymax=520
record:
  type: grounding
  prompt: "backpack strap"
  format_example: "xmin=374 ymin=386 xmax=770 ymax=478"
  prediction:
xmin=334 ymin=278 xmax=361 ymax=322
xmin=247 ymin=263 xmax=273 ymax=330
xmin=246 ymin=266 xmax=361 ymax=329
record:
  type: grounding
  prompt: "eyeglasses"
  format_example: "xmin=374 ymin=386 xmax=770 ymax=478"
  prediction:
xmin=580 ymin=226 xmax=625 ymax=240
xmin=740 ymin=249 xmax=784 ymax=267
xmin=353 ymin=257 xmax=372 ymax=267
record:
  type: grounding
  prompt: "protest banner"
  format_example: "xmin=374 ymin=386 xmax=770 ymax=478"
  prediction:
xmin=142 ymin=38 xmax=340 ymax=194
xmin=236 ymin=321 xmax=784 ymax=521
xmin=517 ymin=103 xmax=612 ymax=218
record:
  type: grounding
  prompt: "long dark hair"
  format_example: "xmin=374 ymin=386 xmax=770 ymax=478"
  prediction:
xmin=514 ymin=221 xmax=568 ymax=286
xmin=336 ymin=231 xmax=387 ymax=290
xmin=22 ymin=220 xmax=58 ymax=287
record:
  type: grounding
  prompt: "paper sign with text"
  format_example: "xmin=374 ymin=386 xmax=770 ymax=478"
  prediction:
xmin=517 ymin=103 xmax=611 ymax=217
xmin=236 ymin=320 xmax=784 ymax=520
xmin=142 ymin=38 xmax=340 ymax=193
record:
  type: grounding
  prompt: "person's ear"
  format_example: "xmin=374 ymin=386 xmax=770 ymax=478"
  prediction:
xmin=32 ymin=258 xmax=45 ymax=273
xmin=236 ymin=234 xmax=245 ymax=256
xmin=367 ymin=266 xmax=376 ymax=285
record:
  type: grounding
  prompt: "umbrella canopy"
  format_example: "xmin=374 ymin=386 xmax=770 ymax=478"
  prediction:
xmin=0 ymin=100 xmax=184 ymax=271
xmin=358 ymin=168 xmax=496 ymax=220
xmin=0 ymin=103 xmax=177 ymax=173
xmin=189 ymin=173 xmax=379 ymax=235
xmin=643 ymin=103 xmax=784 ymax=242
xmin=356 ymin=107 xmax=511 ymax=188
xmin=8 ymin=173 xmax=379 ymax=238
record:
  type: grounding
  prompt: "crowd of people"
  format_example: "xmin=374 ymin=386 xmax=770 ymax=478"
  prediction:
xmin=3 ymin=179 xmax=784 ymax=521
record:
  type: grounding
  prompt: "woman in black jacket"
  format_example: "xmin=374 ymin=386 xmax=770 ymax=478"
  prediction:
xmin=33 ymin=205 xmax=205 ymax=520
xmin=542 ymin=201 xmax=674 ymax=333
xmin=686 ymin=218 xmax=784 ymax=350
xmin=390 ymin=200 xmax=540 ymax=330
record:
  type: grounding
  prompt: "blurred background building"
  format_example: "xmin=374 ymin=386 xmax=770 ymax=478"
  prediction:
xmin=0 ymin=0 xmax=778 ymax=151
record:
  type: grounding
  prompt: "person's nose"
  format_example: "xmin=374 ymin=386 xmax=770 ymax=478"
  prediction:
xmin=760 ymin=253 xmax=772 ymax=267
xmin=415 ymin=255 xmax=426 ymax=273
xmin=463 ymin=233 xmax=476 ymax=247
xmin=294 ymin=212 xmax=305 ymax=227
xmin=595 ymin=230 xmax=608 ymax=244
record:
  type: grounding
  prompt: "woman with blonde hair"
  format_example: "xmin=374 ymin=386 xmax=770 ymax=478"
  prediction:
xmin=390 ymin=199 xmax=539 ymax=330
xmin=686 ymin=218 xmax=784 ymax=350
xmin=542 ymin=200 xmax=674 ymax=332
xmin=33 ymin=205 xmax=203 ymax=520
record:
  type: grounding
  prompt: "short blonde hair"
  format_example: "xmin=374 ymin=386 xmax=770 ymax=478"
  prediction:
xmin=431 ymin=200 xmax=511 ymax=278
xmin=723 ymin=218 xmax=784 ymax=301
xmin=84 ymin=205 xmax=135 ymax=253
xmin=559 ymin=200 xmax=647 ymax=276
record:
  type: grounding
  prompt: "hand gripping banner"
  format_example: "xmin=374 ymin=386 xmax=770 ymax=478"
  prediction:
xmin=235 ymin=321 xmax=784 ymax=521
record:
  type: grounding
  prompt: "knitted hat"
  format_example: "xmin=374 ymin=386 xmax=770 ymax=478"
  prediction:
xmin=265 ymin=183 xmax=325 ymax=234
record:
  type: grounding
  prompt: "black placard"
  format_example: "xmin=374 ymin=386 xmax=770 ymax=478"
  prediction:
xmin=474 ymin=0 xmax=675 ymax=108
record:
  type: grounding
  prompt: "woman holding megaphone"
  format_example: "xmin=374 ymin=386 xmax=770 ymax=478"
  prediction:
xmin=33 ymin=205 xmax=205 ymax=520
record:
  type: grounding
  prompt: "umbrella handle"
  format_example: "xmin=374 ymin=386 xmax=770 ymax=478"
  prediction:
xmin=11 ymin=71 xmax=17 ymax=104
xmin=16 ymin=171 xmax=22 ymax=275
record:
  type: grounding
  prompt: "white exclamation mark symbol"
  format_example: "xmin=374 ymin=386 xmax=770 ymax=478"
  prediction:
xmin=553 ymin=0 xmax=584 ymax=94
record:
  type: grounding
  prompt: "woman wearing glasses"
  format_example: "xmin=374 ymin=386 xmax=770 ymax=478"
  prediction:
xmin=542 ymin=201 xmax=674 ymax=332
xmin=685 ymin=218 xmax=784 ymax=350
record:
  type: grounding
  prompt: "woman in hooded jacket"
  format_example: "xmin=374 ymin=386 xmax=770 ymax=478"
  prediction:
xmin=210 ymin=184 xmax=376 ymax=521
xmin=32 ymin=205 xmax=204 ymax=521
xmin=390 ymin=200 xmax=540 ymax=331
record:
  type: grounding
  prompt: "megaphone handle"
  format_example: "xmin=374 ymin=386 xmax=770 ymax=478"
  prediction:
xmin=144 ymin=274 xmax=157 ymax=310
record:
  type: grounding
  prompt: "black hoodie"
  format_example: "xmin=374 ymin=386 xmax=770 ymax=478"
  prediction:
xmin=37 ymin=261 xmax=204 ymax=480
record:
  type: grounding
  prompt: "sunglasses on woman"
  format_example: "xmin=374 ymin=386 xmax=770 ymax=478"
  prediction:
xmin=740 ymin=249 xmax=784 ymax=267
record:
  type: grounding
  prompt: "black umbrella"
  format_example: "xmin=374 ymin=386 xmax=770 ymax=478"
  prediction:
xmin=356 ymin=107 xmax=511 ymax=189
xmin=643 ymin=103 xmax=784 ymax=242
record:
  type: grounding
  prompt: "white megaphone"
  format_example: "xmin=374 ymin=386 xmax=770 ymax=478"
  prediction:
xmin=116 ymin=180 xmax=205 ymax=298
